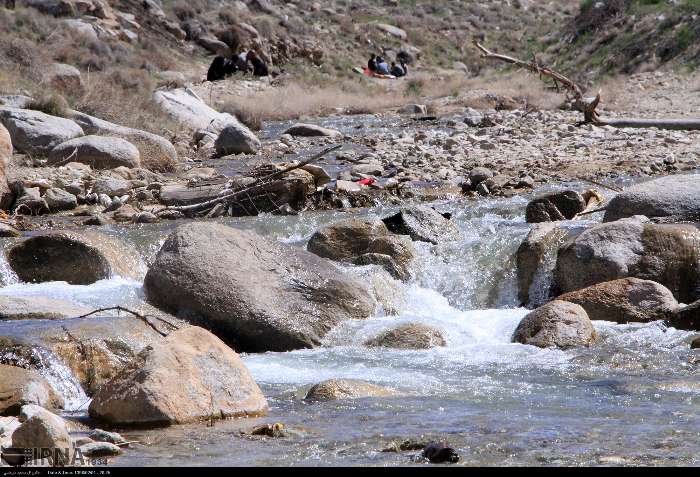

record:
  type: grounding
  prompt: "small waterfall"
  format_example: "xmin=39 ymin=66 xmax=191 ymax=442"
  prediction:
xmin=0 ymin=253 xmax=19 ymax=287
xmin=0 ymin=346 xmax=89 ymax=412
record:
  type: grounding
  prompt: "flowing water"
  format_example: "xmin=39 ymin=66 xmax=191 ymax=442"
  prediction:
xmin=1 ymin=188 xmax=699 ymax=466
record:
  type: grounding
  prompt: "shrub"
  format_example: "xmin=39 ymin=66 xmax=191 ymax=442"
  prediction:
xmin=28 ymin=93 xmax=69 ymax=117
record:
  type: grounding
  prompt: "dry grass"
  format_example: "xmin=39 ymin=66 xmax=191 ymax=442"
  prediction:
xmin=458 ymin=70 xmax=566 ymax=110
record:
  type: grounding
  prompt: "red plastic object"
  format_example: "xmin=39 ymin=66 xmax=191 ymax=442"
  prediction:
xmin=357 ymin=178 xmax=375 ymax=186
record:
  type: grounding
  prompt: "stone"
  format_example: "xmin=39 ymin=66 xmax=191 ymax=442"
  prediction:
xmin=12 ymin=406 xmax=71 ymax=458
xmin=7 ymin=230 xmax=141 ymax=284
xmin=0 ymin=107 xmax=84 ymax=156
xmin=214 ymin=122 xmax=262 ymax=155
xmin=376 ymin=23 xmax=407 ymax=40
xmin=79 ymin=441 xmax=121 ymax=457
xmin=67 ymin=110 xmax=177 ymax=172
xmin=283 ymin=123 xmax=341 ymax=137
xmin=88 ymin=326 xmax=268 ymax=426
xmin=13 ymin=186 xmax=49 ymax=215
xmin=516 ymin=223 xmax=568 ymax=305
xmin=554 ymin=216 xmax=700 ymax=303
xmin=558 ymin=278 xmax=678 ymax=324
xmin=382 ymin=206 xmax=459 ymax=244
xmin=469 ymin=167 xmax=493 ymax=186
xmin=92 ymin=177 xmax=130 ymax=197
xmin=48 ymin=135 xmax=140 ymax=169
xmin=304 ymin=379 xmax=397 ymax=401
xmin=526 ymin=190 xmax=586 ymax=223
xmin=512 ymin=300 xmax=596 ymax=348
xmin=0 ymin=223 xmax=20 ymax=237
xmin=364 ymin=323 xmax=446 ymax=349
xmin=144 ymin=223 xmax=376 ymax=352
xmin=44 ymin=187 xmax=78 ymax=211
xmin=45 ymin=63 xmax=83 ymax=93
xmin=399 ymin=104 xmax=427 ymax=115
xmin=0 ymin=365 xmax=64 ymax=415
xmin=0 ymin=123 xmax=13 ymax=210
xmin=88 ymin=429 xmax=125 ymax=445
xmin=0 ymin=295 xmax=90 ymax=320
xmin=604 ymin=174 xmax=700 ymax=222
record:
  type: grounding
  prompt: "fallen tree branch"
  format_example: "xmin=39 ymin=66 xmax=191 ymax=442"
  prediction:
xmin=156 ymin=144 xmax=342 ymax=216
xmin=75 ymin=306 xmax=179 ymax=337
xmin=473 ymin=40 xmax=700 ymax=129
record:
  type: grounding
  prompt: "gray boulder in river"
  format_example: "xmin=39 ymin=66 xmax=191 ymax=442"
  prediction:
xmin=364 ymin=323 xmax=446 ymax=350
xmin=382 ymin=206 xmax=459 ymax=244
xmin=89 ymin=326 xmax=268 ymax=426
xmin=516 ymin=222 xmax=569 ymax=306
xmin=7 ymin=230 xmax=142 ymax=284
xmin=604 ymin=174 xmax=700 ymax=222
xmin=512 ymin=300 xmax=596 ymax=349
xmin=554 ymin=216 xmax=700 ymax=303
xmin=557 ymin=278 xmax=678 ymax=324
xmin=304 ymin=379 xmax=397 ymax=402
xmin=144 ymin=223 xmax=377 ymax=352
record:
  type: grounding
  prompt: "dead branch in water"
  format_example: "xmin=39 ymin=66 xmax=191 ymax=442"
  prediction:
xmin=75 ymin=306 xmax=179 ymax=337
xmin=156 ymin=144 xmax=343 ymax=217
xmin=473 ymin=40 xmax=700 ymax=130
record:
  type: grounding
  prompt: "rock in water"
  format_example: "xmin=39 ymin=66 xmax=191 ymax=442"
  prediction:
xmin=512 ymin=300 xmax=596 ymax=348
xmin=43 ymin=187 xmax=78 ymax=211
xmin=0 ymin=106 xmax=84 ymax=156
xmin=558 ymin=278 xmax=678 ymax=324
xmin=79 ymin=442 xmax=121 ymax=457
xmin=304 ymin=379 xmax=396 ymax=401
xmin=421 ymin=442 xmax=460 ymax=464
xmin=604 ymin=174 xmax=700 ymax=222
xmin=48 ymin=135 xmax=141 ymax=169
xmin=0 ymin=365 xmax=64 ymax=415
xmin=364 ymin=323 xmax=446 ymax=349
xmin=12 ymin=406 xmax=71 ymax=460
xmin=554 ymin=216 xmax=700 ymax=303
xmin=0 ymin=295 xmax=90 ymax=320
xmin=382 ymin=206 xmax=459 ymax=244
xmin=144 ymin=223 xmax=376 ymax=352
xmin=516 ymin=223 xmax=568 ymax=306
xmin=283 ymin=123 xmax=341 ymax=137
xmin=0 ymin=123 xmax=13 ymax=210
xmin=214 ymin=122 xmax=261 ymax=155
xmin=525 ymin=190 xmax=586 ymax=223
xmin=7 ymin=230 xmax=141 ymax=284
xmin=88 ymin=326 xmax=268 ymax=426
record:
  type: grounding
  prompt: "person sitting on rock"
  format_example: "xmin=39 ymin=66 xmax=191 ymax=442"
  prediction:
xmin=390 ymin=61 xmax=405 ymax=78
xmin=376 ymin=56 xmax=390 ymax=75
xmin=247 ymin=50 xmax=269 ymax=77
xmin=368 ymin=54 xmax=378 ymax=72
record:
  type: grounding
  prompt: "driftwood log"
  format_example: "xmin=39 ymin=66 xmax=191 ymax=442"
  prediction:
xmin=473 ymin=40 xmax=700 ymax=130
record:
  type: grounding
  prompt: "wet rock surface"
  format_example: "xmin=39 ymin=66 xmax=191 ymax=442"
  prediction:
xmin=512 ymin=300 xmax=597 ymax=349
xmin=304 ymin=379 xmax=397 ymax=401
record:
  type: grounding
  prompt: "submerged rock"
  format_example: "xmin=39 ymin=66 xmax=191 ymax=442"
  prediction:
xmin=7 ymin=230 xmax=141 ymax=284
xmin=512 ymin=300 xmax=596 ymax=348
xmin=364 ymin=323 xmax=446 ymax=349
xmin=558 ymin=278 xmax=678 ymax=324
xmin=144 ymin=223 xmax=376 ymax=352
xmin=604 ymin=174 xmax=700 ymax=223
xmin=0 ymin=295 xmax=90 ymax=320
xmin=421 ymin=442 xmax=460 ymax=464
xmin=554 ymin=216 xmax=700 ymax=303
xmin=79 ymin=441 xmax=122 ymax=457
xmin=88 ymin=326 xmax=268 ymax=426
xmin=0 ymin=365 xmax=64 ymax=415
xmin=304 ymin=379 xmax=397 ymax=401
xmin=382 ymin=206 xmax=459 ymax=244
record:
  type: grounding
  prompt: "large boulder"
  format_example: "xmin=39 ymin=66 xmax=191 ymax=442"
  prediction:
xmin=512 ymin=300 xmax=596 ymax=348
xmin=382 ymin=206 xmax=459 ymax=244
xmin=11 ymin=406 xmax=71 ymax=458
xmin=144 ymin=223 xmax=376 ymax=352
xmin=307 ymin=218 xmax=415 ymax=280
xmin=376 ymin=23 xmax=407 ymax=40
xmin=0 ymin=365 xmax=64 ymax=415
xmin=304 ymin=379 xmax=397 ymax=401
xmin=557 ymin=278 xmax=679 ymax=324
xmin=525 ymin=190 xmax=586 ymax=223
xmin=0 ymin=295 xmax=90 ymax=320
xmin=7 ymin=230 xmax=142 ymax=284
xmin=283 ymin=123 xmax=341 ymax=137
xmin=0 ymin=107 xmax=84 ymax=156
xmin=88 ymin=326 xmax=268 ymax=426
xmin=516 ymin=223 xmax=569 ymax=306
xmin=153 ymin=88 xmax=259 ymax=154
xmin=48 ymin=135 xmax=140 ymax=169
xmin=604 ymin=175 xmax=700 ymax=222
xmin=554 ymin=216 xmax=700 ymax=303
xmin=67 ymin=110 xmax=177 ymax=172
xmin=45 ymin=63 xmax=83 ymax=93
xmin=0 ymin=123 xmax=13 ymax=210
xmin=364 ymin=323 xmax=446 ymax=349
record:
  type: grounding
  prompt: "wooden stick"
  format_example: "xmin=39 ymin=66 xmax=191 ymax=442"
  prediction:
xmin=74 ymin=306 xmax=179 ymax=337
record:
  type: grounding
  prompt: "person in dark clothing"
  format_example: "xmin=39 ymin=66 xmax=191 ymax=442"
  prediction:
xmin=234 ymin=51 xmax=250 ymax=74
xmin=368 ymin=54 xmax=378 ymax=72
xmin=400 ymin=61 xmax=408 ymax=77
xmin=390 ymin=62 xmax=405 ymax=77
xmin=247 ymin=50 xmax=269 ymax=77
xmin=376 ymin=56 xmax=390 ymax=75
xmin=207 ymin=56 xmax=228 ymax=82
